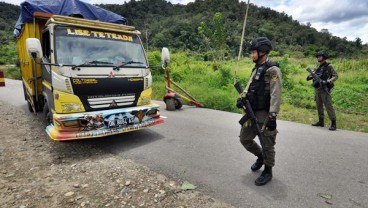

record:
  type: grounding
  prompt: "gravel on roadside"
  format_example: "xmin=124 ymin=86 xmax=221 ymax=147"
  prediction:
xmin=0 ymin=101 xmax=233 ymax=208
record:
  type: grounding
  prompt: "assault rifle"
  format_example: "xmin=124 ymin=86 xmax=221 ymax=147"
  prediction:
xmin=306 ymin=68 xmax=334 ymax=89
xmin=234 ymin=81 xmax=267 ymax=158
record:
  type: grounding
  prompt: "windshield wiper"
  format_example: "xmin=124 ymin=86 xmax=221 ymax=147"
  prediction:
xmin=113 ymin=60 xmax=145 ymax=70
xmin=72 ymin=60 xmax=114 ymax=70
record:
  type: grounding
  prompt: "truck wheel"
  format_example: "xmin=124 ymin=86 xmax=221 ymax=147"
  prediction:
xmin=36 ymin=96 xmax=44 ymax=112
xmin=26 ymin=97 xmax=43 ymax=112
xmin=43 ymin=102 xmax=52 ymax=126
xmin=23 ymin=83 xmax=34 ymax=112
xmin=22 ymin=83 xmax=27 ymax=100
xmin=27 ymin=100 xmax=33 ymax=112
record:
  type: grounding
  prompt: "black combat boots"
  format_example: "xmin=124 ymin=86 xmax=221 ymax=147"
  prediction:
xmin=255 ymin=165 xmax=272 ymax=186
xmin=312 ymin=118 xmax=324 ymax=127
xmin=251 ymin=153 xmax=264 ymax=171
xmin=329 ymin=120 xmax=336 ymax=131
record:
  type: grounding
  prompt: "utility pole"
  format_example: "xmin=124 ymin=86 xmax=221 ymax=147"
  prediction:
xmin=146 ymin=29 xmax=149 ymax=52
xmin=144 ymin=21 xmax=149 ymax=52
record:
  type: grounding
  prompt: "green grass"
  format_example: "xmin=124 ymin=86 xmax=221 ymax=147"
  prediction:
xmin=279 ymin=103 xmax=368 ymax=132
xmin=148 ymin=51 xmax=368 ymax=133
xmin=1 ymin=65 xmax=21 ymax=80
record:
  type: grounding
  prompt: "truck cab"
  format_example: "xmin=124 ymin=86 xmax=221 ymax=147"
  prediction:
xmin=17 ymin=14 xmax=163 ymax=140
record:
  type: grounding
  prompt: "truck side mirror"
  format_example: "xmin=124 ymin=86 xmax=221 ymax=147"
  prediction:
xmin=26 ymin=38 xmax=43 ymax=59
xmin=161 ymin=47 xmax=170 ymax=68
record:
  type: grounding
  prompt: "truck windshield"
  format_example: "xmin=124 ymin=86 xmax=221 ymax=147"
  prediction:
xmin=54 ymin=26 xmax=147 ymax=67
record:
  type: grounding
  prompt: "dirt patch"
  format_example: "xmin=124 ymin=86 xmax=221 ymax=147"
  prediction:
xmin=0 ymin=101 xmax=233 ymax=208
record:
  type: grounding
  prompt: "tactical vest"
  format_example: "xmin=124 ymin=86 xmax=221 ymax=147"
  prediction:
xmin=247 ymin=61 xmax=279 ymax=111
xmin=316 ymin=62 xmax=330 ymax=80
xmin=313 ymin=62 xmax=334 ymax=89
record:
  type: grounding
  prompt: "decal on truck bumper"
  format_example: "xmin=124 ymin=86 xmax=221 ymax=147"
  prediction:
xmin=45 ymin=104 xmax=164 ymax=140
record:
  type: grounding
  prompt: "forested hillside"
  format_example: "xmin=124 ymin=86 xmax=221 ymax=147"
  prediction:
xmin=0 ymin=0 xmax=367 ymax=65
xmin=0 ymin=2 xmax=19 ymax=64
xmin=0 ymin=2 xmax=18 ymax=43
xmin=99 ymin=0 xmax=367 ymax=59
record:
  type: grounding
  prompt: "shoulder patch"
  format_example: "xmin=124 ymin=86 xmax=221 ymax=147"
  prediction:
xmin=272 ymin=74 xmax=279 ymax=82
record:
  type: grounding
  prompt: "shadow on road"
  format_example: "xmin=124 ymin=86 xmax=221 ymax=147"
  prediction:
xmin=242 ymin=172 xmax=288 ymax=200
xmin=89 ymin=129 xmax=165 ymax=152
xmin=47 ymin=129 xmax=164 ymax=164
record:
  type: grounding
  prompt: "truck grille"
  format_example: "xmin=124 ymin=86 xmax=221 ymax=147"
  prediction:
xmin=87 ymin=95 xmax=135 ymax=109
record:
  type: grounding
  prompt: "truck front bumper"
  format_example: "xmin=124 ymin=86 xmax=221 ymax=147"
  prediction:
xmin=46 ymin=104 xmax=164 ymax=141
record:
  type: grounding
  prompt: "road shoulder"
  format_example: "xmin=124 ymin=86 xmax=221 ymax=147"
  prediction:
xmin=0 ymin=100 xmax=233 ymax=208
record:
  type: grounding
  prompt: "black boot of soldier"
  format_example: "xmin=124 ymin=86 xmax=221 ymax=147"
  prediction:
xmin=255 ymin=165 xmax=272 ymax=186
xmin=251 ymin=153 xmax=264 ymax=172
xmin=329 ymin=120 xmax=336 ymax=131
xmin=312 ymin=118 xmax=324 ymax=127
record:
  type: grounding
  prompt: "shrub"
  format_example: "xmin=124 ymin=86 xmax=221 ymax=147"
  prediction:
xmin=278 ymin=56 xmax=295 ymax=90
xmin=148 ymin=50 xmax=367 ymax=132
xmin=4 ymin=66 xmax=21 ymax=80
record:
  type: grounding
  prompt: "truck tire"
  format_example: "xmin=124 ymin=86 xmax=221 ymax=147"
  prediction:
xmin=27 ymin=96 xmax=44 ymax=113
xmin=43 ymin=102 xmax=52 ymax=126
xmin=36 ymin=95 xmax=44 ymax=112
xmin=27 ymin=100 xmax=33 ymax=112
xmin=22 ymin=83 xmax=27 ymax=101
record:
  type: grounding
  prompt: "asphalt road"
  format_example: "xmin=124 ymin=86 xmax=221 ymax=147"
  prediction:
xmin=1 ymin=79 xmax=368 ymax=208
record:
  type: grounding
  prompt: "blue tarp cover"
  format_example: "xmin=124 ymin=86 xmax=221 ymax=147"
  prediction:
xmin=14 ymin=0 xmax=127 ymax=37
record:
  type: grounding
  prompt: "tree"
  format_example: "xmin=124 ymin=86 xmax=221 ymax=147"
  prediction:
xmin=258 ymin=21 xmax=274 ymax=39
xmin=198 ymin=12 xmax=227 ymax=60
xmin=355 ymin=37 xmax=362 ymax=49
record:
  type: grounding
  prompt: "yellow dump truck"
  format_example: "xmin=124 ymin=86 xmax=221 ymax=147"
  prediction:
xmin=15 ymin=3 xmax=163 ymax=140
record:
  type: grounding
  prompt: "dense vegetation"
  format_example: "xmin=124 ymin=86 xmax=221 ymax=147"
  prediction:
xmin=147 ymin=51 xmax=368 ymax=132
xmin=0 ymin=2 xmax=19 ymax=64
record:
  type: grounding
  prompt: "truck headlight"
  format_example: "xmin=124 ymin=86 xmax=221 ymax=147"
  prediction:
xmin=63 ymin=120 xmax=80 ymax=128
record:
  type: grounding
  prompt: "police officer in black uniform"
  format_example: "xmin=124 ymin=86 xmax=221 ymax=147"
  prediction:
xmin=307 ymin=51 xmax=338 ymax=130
xmin=238 ymin=37 xmax=282 ymax=186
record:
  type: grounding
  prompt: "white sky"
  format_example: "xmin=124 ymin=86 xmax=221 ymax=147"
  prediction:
xmin=2 ymin=0 xmax=367 ymax=43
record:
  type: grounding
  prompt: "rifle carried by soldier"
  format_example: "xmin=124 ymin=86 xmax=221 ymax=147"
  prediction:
xmin=234 ymin=81 xmax=267 ymax=158
xmin=306 ymin=67 xmax=334 ymax=90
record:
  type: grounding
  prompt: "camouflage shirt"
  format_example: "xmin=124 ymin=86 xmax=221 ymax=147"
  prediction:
xmin=264 ymin=65 xmax=282 ymax=113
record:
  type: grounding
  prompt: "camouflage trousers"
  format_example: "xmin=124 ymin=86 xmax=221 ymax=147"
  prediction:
xmin=239 ymin=110 xmax=278 ymax=167
xmin=315 ymin=88 xmax=336 ymax=121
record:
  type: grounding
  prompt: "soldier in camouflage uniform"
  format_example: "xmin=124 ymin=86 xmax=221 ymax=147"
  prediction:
xmin=237 ymin=37 xmax=282 ymax=186
xmin=307 ymin=51 xmax=338 ymax=130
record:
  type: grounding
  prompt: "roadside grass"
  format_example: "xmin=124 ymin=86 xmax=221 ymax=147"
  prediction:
xmin=1 ymin=65 xmax=21 ymax=80
xmin=279 ymin=103 xmax=368 ymax=133
xmin=148 ymin=51 xmax=368 ymax=133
